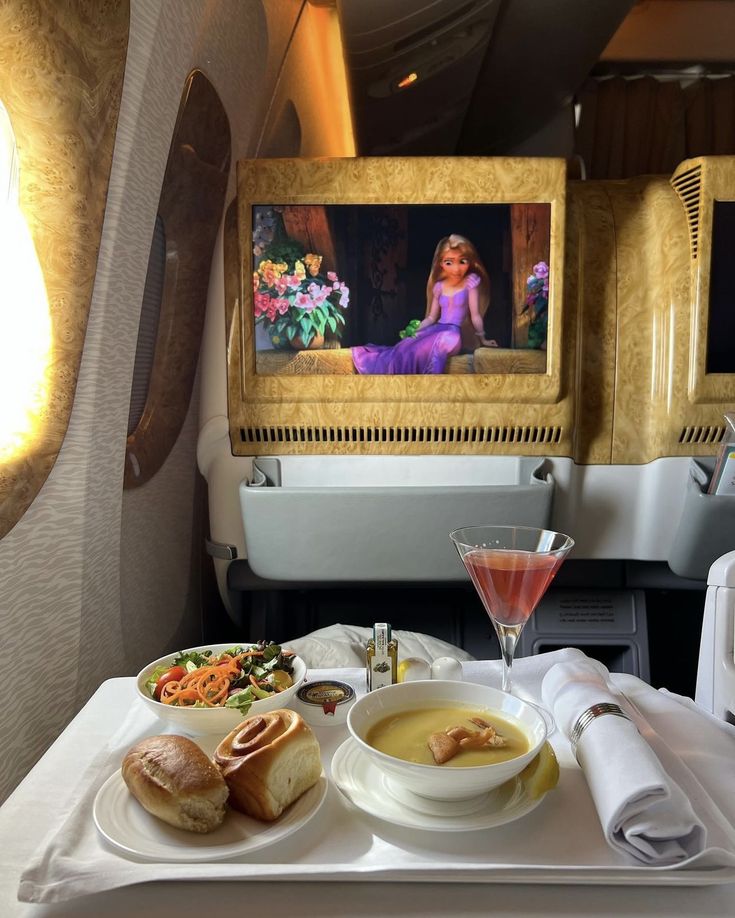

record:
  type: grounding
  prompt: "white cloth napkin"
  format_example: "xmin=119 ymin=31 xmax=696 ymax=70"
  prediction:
xmin=542 ymin=657 xmax=706 ymax=865
xmin=284 ymin=624 xmax=474 ymax=669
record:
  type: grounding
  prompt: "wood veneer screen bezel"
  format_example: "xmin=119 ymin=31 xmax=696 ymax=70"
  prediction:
xmin=229 ymin=157 xmax=566 ymax=444
xmin=677 ymin=156 xmax=735 ymax=405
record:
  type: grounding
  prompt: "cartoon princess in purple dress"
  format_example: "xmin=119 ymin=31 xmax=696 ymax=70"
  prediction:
xmin=351 ymin=234 xmax=497 ymax=374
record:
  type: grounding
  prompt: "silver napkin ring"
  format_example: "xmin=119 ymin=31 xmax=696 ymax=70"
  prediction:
xmin=569 ymin=702 xmax=632 ymax=762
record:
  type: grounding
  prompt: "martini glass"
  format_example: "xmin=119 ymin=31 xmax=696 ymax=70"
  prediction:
xmin=450 ymin=525 xmax=574 ymax=717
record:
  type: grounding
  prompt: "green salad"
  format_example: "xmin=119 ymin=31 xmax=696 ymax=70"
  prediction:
xmin=145 ymin=641 xmax=296 ymax=715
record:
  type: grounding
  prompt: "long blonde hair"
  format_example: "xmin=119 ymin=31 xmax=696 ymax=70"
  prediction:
xmin=425 ymin=234 xmax=491 ymax=349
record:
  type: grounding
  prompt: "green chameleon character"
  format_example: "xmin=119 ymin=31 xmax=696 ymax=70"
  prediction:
xmin=398 ymin=318 xmax=421 ymax=339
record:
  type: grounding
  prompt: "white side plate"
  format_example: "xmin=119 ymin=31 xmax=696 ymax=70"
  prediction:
xmin=93 ymin=768 xmax=327 ymax=863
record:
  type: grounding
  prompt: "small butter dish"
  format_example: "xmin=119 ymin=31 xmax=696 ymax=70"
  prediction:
xmin=295 ymin=680 xmax=356 ymax=726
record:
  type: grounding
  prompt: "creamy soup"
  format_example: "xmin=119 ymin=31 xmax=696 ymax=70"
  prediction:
xmin=365 ymin=704 xmax=529 ymax=767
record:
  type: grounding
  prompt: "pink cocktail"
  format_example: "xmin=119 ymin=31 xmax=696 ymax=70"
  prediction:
xmin=450 ymin=526 xmax=574 ymax=695
xmin=464 ymin=549 xmax=565 ymax=627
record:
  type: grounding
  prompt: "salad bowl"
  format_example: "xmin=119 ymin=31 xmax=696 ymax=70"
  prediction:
xmin=136 ymin=642 xmax=307 ymax=736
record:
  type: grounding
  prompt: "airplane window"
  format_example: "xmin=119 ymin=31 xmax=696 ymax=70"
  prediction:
xmin=127 ymin=215 xmax=166 ymax=436
xmin=0 ymin=0 xmax=127 ymax=542
xmin=0 ymin=101 xmax=51 ymax=463
xmin=124 ymin=70 xmax=230 ymax=489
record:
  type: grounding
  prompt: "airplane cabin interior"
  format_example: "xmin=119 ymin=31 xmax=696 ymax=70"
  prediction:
xmin=1 ymin=4 xmax=735 ymax=911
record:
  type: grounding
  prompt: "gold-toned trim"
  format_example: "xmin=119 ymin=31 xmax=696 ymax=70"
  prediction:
xmin=238 ymin=157 xmax=565 ymax=406
xmin=227 ymin=157 xmax=569 ymax=456
xmin=606 ymin=168 xmax=735 ymax=463
xmin=227 ymin=156 xmax=735 ymax=463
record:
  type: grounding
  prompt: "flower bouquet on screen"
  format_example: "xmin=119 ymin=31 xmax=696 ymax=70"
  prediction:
xmin=253 ymin=246 xmax=350 ymax=351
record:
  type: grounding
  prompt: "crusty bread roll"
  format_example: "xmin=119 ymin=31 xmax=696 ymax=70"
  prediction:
xmin=122 ymin=735 xmax=228 ymax=833
xmin=214 ymin=709 xmax=322 ymax=821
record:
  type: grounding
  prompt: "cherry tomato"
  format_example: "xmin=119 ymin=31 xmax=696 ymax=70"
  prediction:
xmin=154 ymin=665 xmax=186 ymax=700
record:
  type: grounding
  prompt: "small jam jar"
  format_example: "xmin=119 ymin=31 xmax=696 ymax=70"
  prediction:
xmin=295 ymin=680 xmax=356 ymax=726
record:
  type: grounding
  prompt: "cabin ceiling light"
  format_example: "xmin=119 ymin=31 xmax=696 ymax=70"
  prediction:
xmin=396 ymin=71 xmax=419 ymax=90
xmin=0 ymin=100 xmax=51 ymax=462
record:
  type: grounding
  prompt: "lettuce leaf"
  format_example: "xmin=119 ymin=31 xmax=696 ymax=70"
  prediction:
xmin=224 ymin=687 xmax=256 ymax=715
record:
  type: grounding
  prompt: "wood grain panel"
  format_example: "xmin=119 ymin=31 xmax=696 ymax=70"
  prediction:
xmin=566 ymin=182 xmax=618 ymax=464
xmin=228 ymin=156 xmax=572 ymax=456
xmin=228 ymin=155 xmax=735 ymax=463
xmin=607 ymin=169 xmax=734 ymax=463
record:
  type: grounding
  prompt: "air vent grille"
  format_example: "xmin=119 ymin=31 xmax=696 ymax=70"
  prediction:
xmin=670 ymin=164 xmax=702 ymax=260
xmin=678 ymin=425 xmax=726 ymax=445
xmin=240 ymin=425 xmax=563 ymax=445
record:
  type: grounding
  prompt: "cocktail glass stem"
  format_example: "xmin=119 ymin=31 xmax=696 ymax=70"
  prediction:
xmin=496 ymin=623 xmax=522 ymax=693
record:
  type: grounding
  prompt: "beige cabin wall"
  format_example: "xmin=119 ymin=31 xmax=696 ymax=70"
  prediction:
xmin=0 ymin=0 xmax=300 ymax=804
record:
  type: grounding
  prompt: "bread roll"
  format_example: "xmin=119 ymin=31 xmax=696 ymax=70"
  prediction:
xmin=214 ymin=709 xmax=321 ymax=821
xmin=122 ymin=735 xmax=228 ymax=833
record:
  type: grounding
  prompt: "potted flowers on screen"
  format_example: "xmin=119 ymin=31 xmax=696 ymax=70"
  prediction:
xmin=253 ymin=244 xmax=350 ymax=351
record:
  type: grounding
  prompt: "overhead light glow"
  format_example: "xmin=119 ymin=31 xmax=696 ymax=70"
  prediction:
xmin=0 ymin=101 xmax=52 ymax=462
xmin=396 ymin=72 xmax=419 ymax=90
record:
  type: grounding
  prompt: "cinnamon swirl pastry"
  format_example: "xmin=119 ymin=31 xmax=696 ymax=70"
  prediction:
xmin=214 ymin=709 xmax=322 ymax=821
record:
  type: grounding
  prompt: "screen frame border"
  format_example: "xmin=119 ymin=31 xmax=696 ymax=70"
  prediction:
xmin=231 ymin=156 xmax=567 ymax=411
xmin=682 ymin=157 xmax=735 ymax=404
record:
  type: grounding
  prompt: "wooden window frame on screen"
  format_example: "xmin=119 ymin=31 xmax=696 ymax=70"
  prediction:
xmin=227 ymin=157 xmax=568 ymax=455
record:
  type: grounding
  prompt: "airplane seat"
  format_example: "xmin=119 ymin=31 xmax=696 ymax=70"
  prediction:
xmin=695 ymin=550 xmax=735 ymax=723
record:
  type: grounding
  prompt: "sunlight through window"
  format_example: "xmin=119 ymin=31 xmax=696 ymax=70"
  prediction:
xmin=0 ymin=100 xmax=52 ymax=462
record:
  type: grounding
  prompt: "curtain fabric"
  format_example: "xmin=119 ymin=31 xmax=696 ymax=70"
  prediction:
xmin=576 ymin=75 xmax=735 ymax=179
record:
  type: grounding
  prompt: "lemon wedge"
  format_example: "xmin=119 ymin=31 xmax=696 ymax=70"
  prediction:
xmin=519 ymin=742 xmax=560 ymax=799
xmin=397 ymin=657 xmax=431 ymax=682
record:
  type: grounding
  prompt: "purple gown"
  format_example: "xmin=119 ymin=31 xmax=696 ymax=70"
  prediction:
xmin=352 ymin=274 xmax=481 ymax=374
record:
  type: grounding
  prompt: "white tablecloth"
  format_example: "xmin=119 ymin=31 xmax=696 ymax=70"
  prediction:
xmin=2 ymin=650 xmax=735 ymax=917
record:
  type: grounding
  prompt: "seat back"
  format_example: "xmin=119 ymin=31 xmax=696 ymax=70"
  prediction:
xmin=695 ymin=550 xmax=735 ymax=722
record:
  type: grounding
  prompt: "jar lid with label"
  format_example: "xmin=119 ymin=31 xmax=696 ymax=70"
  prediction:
xmin=295 ymin=680 xmax=356 ymax=726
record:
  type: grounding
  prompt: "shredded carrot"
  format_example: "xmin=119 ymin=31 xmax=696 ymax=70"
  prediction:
xmin=160 ymin=684 xmax=199 ymax=705
xmin=158 ymin=648 xmax=290 ymax=707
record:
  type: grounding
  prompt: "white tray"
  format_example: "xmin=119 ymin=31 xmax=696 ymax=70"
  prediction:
xmin=85 ymin=728 xmax=735 ymax=889
xmin=17 ymin=667 xmax=735 ymax=904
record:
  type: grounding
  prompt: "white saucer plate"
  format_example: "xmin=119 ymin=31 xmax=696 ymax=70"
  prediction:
xmin=94 ymin=763 xmax=327 ymax=862
xmin=331 ymin=737 xmax=547 ymax=832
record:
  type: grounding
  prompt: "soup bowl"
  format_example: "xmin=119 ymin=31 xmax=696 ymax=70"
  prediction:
xmin=136 ymin=643 xmax=307 ymax=736
xmin=347 ymin=680 xmax=546 ymax=802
